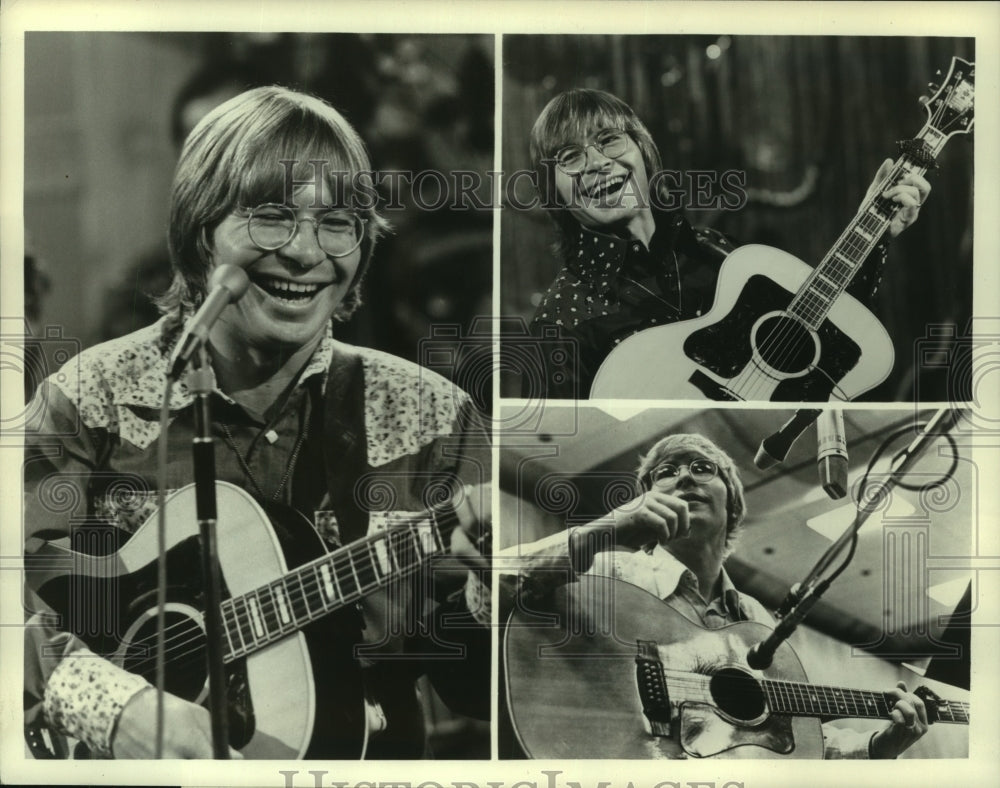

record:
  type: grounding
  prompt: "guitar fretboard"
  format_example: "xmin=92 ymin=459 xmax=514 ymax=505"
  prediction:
xmin=218 ymin=507 xmax=456 ymax=660
xmin=762 ymin=678 xmax=970 ymax=724
xmin=788 ymin=63 xmax=974 ymax=331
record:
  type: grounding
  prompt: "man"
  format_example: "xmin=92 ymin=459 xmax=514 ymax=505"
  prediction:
xmin=23 ymin=86 xmax=490 ymax=759
xmin=522 ymin=89 xmax=930 ymax=399
xmin=505 ymin=432 xmax=929 ymax=759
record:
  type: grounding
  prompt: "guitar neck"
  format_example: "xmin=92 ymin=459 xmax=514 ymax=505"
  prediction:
xmin=762 ymin=678 xmax=970 ymax=724
xmin=788 ymin=134 xmax=939 ymax=331
xmin=789 ymin=57 xmax=974 ymax=331
xmin=218 ymin=504 xmax=460 ymax=660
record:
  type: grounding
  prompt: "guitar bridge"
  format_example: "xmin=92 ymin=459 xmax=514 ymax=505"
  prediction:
xmin=635 ymin=640 xmax=672 ymax=737
xmin=688 ymin=370 xmax=740 ymax=401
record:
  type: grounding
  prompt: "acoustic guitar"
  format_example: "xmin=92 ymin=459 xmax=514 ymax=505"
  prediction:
xmin=505 ymin=576 xmax=969 ymax=759
xmin=25 ymin=481 xmax=487 ymax=759
xmin=590 ymin=57 xmax=974 ymax=401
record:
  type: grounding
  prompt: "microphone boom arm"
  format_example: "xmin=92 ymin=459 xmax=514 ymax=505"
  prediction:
xmin=748 ymin=408 xmax=962 ymax=669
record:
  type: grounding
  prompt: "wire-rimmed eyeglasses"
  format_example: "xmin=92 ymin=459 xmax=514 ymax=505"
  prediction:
xmin=243 ymin=203 xmax=366 ymax=258
xmin=553 ymin=128 xmax=630 ymax=174
xmin=646 ymin=459 xmax=719 ymax=487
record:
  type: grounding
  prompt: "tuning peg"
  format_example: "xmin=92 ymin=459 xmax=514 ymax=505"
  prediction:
xmin=927 ymin=82 xmax=940 ymax=93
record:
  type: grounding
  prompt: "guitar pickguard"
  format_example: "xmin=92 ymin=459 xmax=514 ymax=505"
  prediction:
xmin=654 ymin=626 xmax=796 ymax=758
xmin=32 ymin=490 xmax=369 ymax=759
xmin=680 ymin=702 xmax=794 ymax=758
xmin=35 ymin=533 xmax=261 ymax=751
xmin=683 ymin=275 xmax=861 ymax=401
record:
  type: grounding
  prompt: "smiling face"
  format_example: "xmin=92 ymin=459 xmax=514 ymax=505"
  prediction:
xmin=553 ymin=130 xmax=652 ymax=234
xmin=207 ymin=181 xmax=362 ymax=357
xmin=530 ymin=89 xmax=663 ymax=247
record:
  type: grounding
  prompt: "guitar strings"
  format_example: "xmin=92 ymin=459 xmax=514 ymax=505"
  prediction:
xmin=723 ymin=79 xmax=968 ymax=400
xmin=115 ymin=521 xmax=445 ymax=677
xmin=657 ymin=669 xmax=901 ymax=719
xmin=731 ymin=173 xmax=898 ymax=400
xmin=725 ymin=159 xmax=908 ymax=400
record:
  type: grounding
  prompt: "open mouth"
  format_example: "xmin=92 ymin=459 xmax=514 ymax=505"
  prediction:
xmin=582 ymin=173 xmax=629 ymax=202
xmin=250 ymin=274 xmax=332 ymax=304
xmin=678 ymin=492 xmax=709 ymax=505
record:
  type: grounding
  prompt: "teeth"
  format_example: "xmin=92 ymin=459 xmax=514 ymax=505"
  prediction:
xmin=257 ymin=277 xmax=323 ymax=294
xmin=587 ymin=175 xmax=626 ymax=198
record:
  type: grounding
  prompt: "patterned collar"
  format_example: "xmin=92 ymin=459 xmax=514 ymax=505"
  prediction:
xmin=565 ymin=212 xmax=686 ymax=296
xmin=116 ymin=318 xmax=334 ymax=410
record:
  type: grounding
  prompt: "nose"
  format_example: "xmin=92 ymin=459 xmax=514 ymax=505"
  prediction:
xmin=671 ymin=466 xmax=700 ymax=488
xmin=580 ymin=144 xmax=614 ymax=173
xmin=279 ymin=219 xmax=327 ymax=269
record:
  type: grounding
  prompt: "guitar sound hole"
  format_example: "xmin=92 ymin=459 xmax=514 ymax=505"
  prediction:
xmin=752 ymin=315 xmax=817 ymax=375
xmin=709 ymin=668 xmax=766 ymax=723
xmin=121 ymin=609 xmax=207 ymax=702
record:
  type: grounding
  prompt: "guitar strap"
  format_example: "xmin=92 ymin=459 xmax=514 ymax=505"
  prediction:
xmin=320 ymin=344 xmax=371 ymax=547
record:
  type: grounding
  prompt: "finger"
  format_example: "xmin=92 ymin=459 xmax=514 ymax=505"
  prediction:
xmin=897 ymin=681 xmax=929 ymax=727
xmin=895 ymin=700 xmax=918 ymax=728
xmin=873 ymin=158 xmax=894 ymax=188
xmin=882 ymin=185 xmax=922 ymax=207
xmin=637 ymin=498 xmax=675 ymax=543
xmin=673 ymin=500 xmax=690 ymax=538
xmin=864 ymin=159 xmax=894 ymax=202
xmin=647 ymin=493 xmax=691 ymax=540
xmin=898 ymin=172 xmax=932 ymax=196
xmin=449 ymin=528 xmax=490 ymax=572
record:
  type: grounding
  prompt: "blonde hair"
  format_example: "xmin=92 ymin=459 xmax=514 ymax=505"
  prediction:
xmin=160 ymin=86 xmax=389 ymax=330
xmin=529 ymin=88 xmax=662 ymax=256
xmin=636 ymin=433 xmax=747 ymax=551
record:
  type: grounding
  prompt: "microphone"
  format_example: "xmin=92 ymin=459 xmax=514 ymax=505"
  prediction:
xmin=754 ymin=409 xmax=822 ymax=470
xmin=167 ymin=265 xmax=250 ymax=380
xmin=817 ymin=409 xmax=849 ymax=499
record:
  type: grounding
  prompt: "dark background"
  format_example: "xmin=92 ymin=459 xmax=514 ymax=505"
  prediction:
xmin=500 ymin=35 xmax=975 ymax=401
xmin=23 ymin=31 xmax=492 ymax=757
xmin=24 ymin=32 xmax=493 ymax=397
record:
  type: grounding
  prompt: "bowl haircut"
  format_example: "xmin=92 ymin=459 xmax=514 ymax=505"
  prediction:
xmin=635 ymin=433 xmax=747 ymax=553
xmin=529 ymin=88 xmax=661 ymax=256
xmin=160 ymin=86 xmax=389 ymax=328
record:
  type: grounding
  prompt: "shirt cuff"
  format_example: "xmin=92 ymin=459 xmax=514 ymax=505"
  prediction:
xmin=822 ymin=724 xmax=876 ymax=759
xmin=464 ymin=570 xmax=491 ymax=626
xmin=43 ymin=647 xmax=152 ymax=757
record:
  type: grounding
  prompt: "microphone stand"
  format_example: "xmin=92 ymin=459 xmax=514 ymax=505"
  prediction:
xmin=188 ymin=345 xmax=231 ymax=759
xmin=748 ymin=408 xmax=962 ymax=670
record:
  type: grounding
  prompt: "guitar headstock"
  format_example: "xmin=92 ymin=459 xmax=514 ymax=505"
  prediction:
xmin=923 ymin=57 xmax=975 ymax=139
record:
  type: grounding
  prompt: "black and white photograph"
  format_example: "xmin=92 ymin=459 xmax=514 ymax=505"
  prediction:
xmin=497 ymin=404 xmax=973 ymax=760
xmin=1 ymin=3 xmax=998 ymax=788
xmin=14 ymin=29 xmax=493 ymax=765
xmin=500 ymin=34 xmax=976 ymax=402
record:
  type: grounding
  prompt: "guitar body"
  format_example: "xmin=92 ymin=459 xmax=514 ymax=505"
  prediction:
xmin=505 ymin=576 xmax=822 ymax=759
xmin=30 ymin=482 xmax=368 ymax=759
xmin=590 ymin=245 xmax=894 ymax=402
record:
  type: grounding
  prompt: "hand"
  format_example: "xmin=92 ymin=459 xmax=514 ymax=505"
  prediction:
xmin=869 ymin=681 xmax=929 ymax=758
xmin=865 ymin=158 xmax=932 ymax=238
xmin=444 ymin=484 xmax=491 ymax=573
xmin=112 ymin=687 xmax=243 ymax=759
xmin=608 ymin=490 xmax=691 ymax=549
